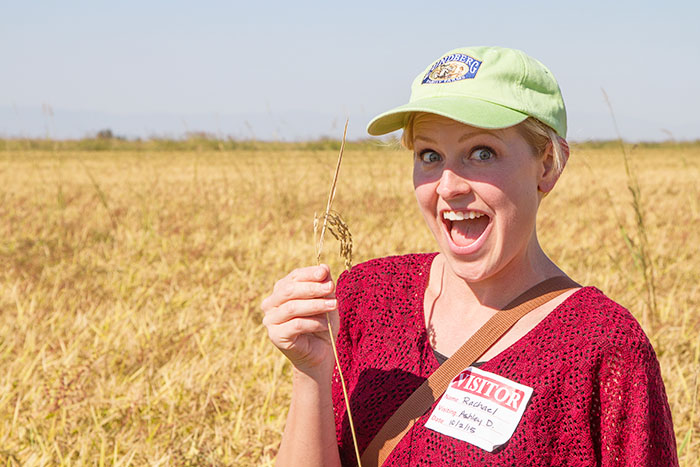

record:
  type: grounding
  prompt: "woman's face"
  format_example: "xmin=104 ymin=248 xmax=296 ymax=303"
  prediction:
xmin=412 ymin=113 xmax=547 ymax=283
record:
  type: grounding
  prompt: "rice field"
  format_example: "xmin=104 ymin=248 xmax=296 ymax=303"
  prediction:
xmin=0 ymin=138 xmax=698 ymax=465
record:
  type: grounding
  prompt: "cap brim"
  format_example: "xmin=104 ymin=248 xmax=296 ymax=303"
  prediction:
xmin=366 ymin=96 xmax=529 ymax=136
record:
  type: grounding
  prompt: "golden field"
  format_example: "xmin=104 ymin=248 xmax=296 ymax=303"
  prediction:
xmin=0 ymin=138 xmax=698 ymax=465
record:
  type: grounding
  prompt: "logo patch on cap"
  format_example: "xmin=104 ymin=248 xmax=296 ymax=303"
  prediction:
xmin=422 ymin=53 xmax=482 ymax=84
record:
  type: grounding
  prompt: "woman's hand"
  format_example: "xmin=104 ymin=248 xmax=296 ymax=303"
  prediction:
xmin=261 ymin=264 xmax=339 ymax=376
xmin=263 ymin=265 xmax=343 ymax=467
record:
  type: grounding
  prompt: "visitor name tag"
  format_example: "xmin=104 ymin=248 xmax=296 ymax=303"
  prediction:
xmin=425 ymin=367 xmax=533 ymax=452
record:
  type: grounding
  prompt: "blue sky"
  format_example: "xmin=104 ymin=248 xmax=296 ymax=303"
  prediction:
xmin=1 ymin=0 xmax=698 ymax=141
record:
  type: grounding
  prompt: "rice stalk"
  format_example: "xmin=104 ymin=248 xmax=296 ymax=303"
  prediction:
xmin=316 ymin=211 xmax=353 ymax=271
xmin=316 ymin=120 xmax=348 ymax=266
xmin=313 ymin=120 xmax=362 ymax=466
xmin=602 ymin=89 xmax=658 ymax=330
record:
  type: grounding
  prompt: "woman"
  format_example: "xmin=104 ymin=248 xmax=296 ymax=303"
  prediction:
xmin=262 ymin=46 xmax=677 ymax=466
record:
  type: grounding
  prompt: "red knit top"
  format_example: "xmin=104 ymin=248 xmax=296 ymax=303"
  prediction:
xmin=332 ymin=253 xmax=678 ymax=466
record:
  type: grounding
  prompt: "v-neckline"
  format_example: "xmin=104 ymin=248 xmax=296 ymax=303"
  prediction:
xmin=414 ymin=252 xmax=584 ymax=373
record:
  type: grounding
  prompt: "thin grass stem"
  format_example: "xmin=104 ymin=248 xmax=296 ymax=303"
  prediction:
xmin=314 ymin=120 xmax=362 ymax=466
xmin=602 ymin=89 xmax=658 ymax=330
xmin=317 ymin=120 xmax=348 ymax=265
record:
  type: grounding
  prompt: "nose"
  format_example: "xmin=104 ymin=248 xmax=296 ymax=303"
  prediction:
xmin=436 ymin=169 xmax=471 ymax=199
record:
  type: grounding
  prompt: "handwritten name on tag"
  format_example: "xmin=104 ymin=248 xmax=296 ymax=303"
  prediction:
xmin=425 ymin=367 xmax=533 ymax=452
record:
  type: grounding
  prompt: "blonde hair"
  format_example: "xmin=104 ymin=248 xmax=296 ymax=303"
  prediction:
xmin=516 ymin=117 xmax=568 ymax=176
xmin=400 ymin=113 xmax=568 ymax=176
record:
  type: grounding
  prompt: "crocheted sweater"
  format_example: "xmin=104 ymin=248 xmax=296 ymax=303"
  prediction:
xmin=332 ymin=253 xmax=678 ymax=466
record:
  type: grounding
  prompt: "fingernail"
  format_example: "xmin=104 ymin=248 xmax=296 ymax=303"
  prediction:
xmin=315 ymin=268 xmax=325 ymax=279
xmin=325 ymin=299 xmax=337 ymax=309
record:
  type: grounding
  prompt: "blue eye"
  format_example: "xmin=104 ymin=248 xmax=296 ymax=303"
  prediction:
xmin=419 ymin=150 xmax=441 ymax=163
xmin=469 ymin=147 xmax=495 ymax=161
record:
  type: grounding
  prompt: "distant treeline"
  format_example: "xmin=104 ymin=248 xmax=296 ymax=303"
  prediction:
xmin=1 ymin=136 xmax=698 ymax=152
xmin=0 ymin=136 xmax=389 ymax=152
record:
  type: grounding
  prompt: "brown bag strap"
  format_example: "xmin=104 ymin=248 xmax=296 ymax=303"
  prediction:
xmin=360 ymin=276 xmax=580 ymax=467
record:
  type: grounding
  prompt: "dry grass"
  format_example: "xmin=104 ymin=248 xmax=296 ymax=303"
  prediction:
xmin=0 ymin=140 xmax=698 ymax=465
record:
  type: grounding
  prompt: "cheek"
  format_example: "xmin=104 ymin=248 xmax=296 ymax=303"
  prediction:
xmin=485 ymin=163 xmax=539 ymax=203
xmin=413 ymin=182 xmax=434 ymax=210
xmin=412 ymin=163 xmax=427 ymax=187
xmin=413 ymin=167 xmax=436 ymax=202
xmin=473 ymin=176 xmax=537 ymax=223
xmin=487 ymin=178 xmax=540 ymax=233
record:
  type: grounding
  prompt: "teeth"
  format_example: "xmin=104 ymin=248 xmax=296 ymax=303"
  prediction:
xmin=442 ymin=211 xmax=484 ymax=221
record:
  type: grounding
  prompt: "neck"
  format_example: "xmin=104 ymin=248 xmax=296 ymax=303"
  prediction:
xmin=436 ymin=235 xmax=564 ymax=311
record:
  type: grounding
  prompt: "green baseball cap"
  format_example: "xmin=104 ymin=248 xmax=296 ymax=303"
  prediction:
xmin=367 ymin=46 xmax=567 ymax=138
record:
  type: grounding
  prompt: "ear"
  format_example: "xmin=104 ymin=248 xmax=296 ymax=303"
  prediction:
xmin=537 ymin=140 xmax=568 ymax=194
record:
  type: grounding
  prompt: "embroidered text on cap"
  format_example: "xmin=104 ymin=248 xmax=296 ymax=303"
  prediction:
xmin=422 ymin=53 xmax=482 ymax=84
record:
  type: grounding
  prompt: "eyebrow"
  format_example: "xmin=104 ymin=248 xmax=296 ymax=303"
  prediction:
xmin=414 ymin=135 xmax=438 ymax=144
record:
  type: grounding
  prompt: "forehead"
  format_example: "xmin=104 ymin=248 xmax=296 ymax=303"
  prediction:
xmin=412 ymin=113 xmax=512 ymax=141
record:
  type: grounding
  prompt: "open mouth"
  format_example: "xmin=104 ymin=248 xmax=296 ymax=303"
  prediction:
xmin=442 ymin=210 xmax=491 ymax=249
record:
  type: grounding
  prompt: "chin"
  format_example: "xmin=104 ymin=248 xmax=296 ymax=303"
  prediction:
xmin=443 ymin=256 xmax=498 ymax=283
